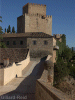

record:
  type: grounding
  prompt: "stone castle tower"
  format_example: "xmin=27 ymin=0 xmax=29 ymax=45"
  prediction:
xmin=17 ymin=3 xmax=52 ymax=35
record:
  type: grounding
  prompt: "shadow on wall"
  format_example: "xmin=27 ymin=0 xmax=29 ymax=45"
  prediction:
xmin=30 ymin=50 xmax=52 ymax=58
xmin=0 ymin=58 xmax=46 ymax=100
xmin=40 ymin=56 xmax=48 ymax=62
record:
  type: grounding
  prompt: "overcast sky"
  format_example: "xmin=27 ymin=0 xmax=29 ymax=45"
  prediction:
xmin=0 ymin=0 xmax=75 ymax=48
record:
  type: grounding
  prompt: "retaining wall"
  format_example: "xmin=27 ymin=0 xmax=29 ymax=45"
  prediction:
xmin=0 ymin=51 xmax=30 ymax=86
xmin=35 ymin=79 xmax=71 ymax=100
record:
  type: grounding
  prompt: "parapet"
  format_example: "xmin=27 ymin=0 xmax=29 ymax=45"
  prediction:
xmin=25 ymin=13 xmax=44 ymax=18
xmin=23 ymin=3 xmax=46 ymax=8
xmin=53 ymin=34 xmax=62 ymax=38
xmin=29 ymin=3 xmax=46 ymax=6
xmin=46 ymin=15 xmax=52 ymax=18
xmin=23 ymin=3 xmax=46 ymax=15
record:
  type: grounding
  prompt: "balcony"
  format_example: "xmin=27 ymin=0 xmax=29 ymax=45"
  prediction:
xmin=53 ymin=45 xmax=59 ymax=50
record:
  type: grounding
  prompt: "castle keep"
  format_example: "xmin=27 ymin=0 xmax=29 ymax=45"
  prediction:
xmin=1 ymin=3 xmax=61 ymax=63
xmin=17 ymin=3 xmax=52 ymax=35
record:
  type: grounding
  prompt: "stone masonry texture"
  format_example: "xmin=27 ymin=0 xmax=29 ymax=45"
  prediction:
xmin=17 ymin=3 xmax=52 ymax=35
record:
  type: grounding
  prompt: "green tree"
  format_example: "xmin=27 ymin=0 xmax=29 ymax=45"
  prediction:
xmin=7 ymin=28 xmax=9 ymax=33
xmin=56 ymin=34 xmax=66 ymax=59
xmin=0 ymin=16 xmax=2 ymax=22
xmin=0 ymin=26 xmax=3 ymax=34
xmin=54 ymin=58 xmax=69 ymax=83
xmin=5 ymin=28 xmax=6 ymax=32
xmin=69 ymin=65 xmax=75 ymax=79
xmin=12 ymin=26 xmax=15 ymax=33
xmin=62 ymin=46 xmax=72 ymax=62
xmin=0 ymin=16 xmax=3 ymax=34
xmin=0 ymin=16 xmax=7 ymax=48
xmin=7 ymin=25 xmax=11 ymax=33
xmin=61 ymin=34 xmax=66 ymax=49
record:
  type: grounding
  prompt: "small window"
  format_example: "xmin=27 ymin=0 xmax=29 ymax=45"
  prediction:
xmin=20 ymin=41 xmax=23 ymax=45
xmin=7 ymin=41 xmax=9 ymax=45
xmin=44 ymin=40 xmax=48 ymax=45
xmin=13 ymin=41 xmax=16 ymax=45
xmin=33 ymin=40 xmax=36 ymax=45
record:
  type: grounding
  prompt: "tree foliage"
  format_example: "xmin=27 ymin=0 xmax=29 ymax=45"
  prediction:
xmin=0 ymin=16 xmax=3 ymax=34
xmin=0 ymin=16 xmax=2 ymax=22
xmin=5 ymin=28 xmax=6 ymax=32
xmin=54 ymin=58 xmax=69 ymax=83
xmin=56 ymin=34 xmax=66 ymax=59
xmin=0 ymin=26 xmax=3 ymax=34
xmin=61 ymin=46 xmax=72 ymax=62
xmin=0 ymin=16 xmax=7 ymax=48
xmin=54 ymin=34 xmax=74 ymax=84
xmin=12 ymin=26 xmax=15 ymax=33
xmin=7 ymin=25 xmax=11 ymax=33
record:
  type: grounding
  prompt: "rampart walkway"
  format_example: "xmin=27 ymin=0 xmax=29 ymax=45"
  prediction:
xmin=0 ymin=58 xmax=44 ymax=100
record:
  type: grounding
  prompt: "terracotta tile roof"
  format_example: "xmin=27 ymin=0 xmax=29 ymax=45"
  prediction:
xmin=0 ymin=48 xmax=29 ymax=64
xmin=1 ymin=32 xmax=53 ymax=38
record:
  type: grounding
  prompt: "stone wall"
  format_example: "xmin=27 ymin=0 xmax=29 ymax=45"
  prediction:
xmin=3 ymin=37 xmax=27 ymax=48
xmin=23 ymin=3 xmax=46 ymax=16
xmin=53 ymin=50 xmax=56 ymax=63
xmin=35 ymin=79 xmax=71 ymax=100
xmin=27 ymin=38 xmax=53 ymax=58
xmin=0 ymin=51 xmax=30 ymax=86
xmin=0 ymin=48 xmax=28 ymax=64
xmin=53 ymin=38 xmax=57 ymax=63
xmin=25 ymin=13 xmax=52 ymax=35
xmin=17 ymin=3 xmax=52 ymax=35
xmin=17 ymin=15 xmax=25 ymax=33
xmin=0 ymin=69 xmax=4 ymax=86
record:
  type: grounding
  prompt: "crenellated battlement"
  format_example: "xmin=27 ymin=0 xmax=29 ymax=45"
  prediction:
xmin=46 ymin=15 xmax=52 ymax=18
xmin=25 ymin=13 xmax=42 ymax=17
xmin=53 ymin=34 xmax=62 ymax=38
xmin=23 ymin=3 xmax=46 ymax=15
xmin=18 ymin=3 xmax=52 ymax=35
xmin=23 ymin=3 xmax=46 ymax=7
xmin=25 ymin=13 xmax=52 ymax=19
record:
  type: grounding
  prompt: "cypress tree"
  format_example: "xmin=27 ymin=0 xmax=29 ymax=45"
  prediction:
xmin=12 ymin=26 xmax=15 ymax=33
xmin=5 ymin=28 xmax=6 ymax=32
xmin=0 ymin=16 xmax=3 ymax=34
xmin=7 ymin=25 xmax=11 ymax=33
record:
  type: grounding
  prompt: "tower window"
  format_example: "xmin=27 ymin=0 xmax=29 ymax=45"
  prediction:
xmin=13 ymin=41 xmax=16 ymax=45
xmin=20 ymin=41 xmax=23 ymax=45
xmin=7 ymin=41 xmax=9 ymax=45
xmin=44 ymin=40 xmax=48 ymax=45
xmin=33 ymin=40 xmax=36 ymax=45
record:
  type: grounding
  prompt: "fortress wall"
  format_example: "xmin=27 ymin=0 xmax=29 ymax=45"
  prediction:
xmin=27 ymin=38 xmax=53 ymax=58
xmin=18 ymin=51 xmax=30 ymax=70
xmin=53 ymin=50 xmax=56 ymax=63
xmin=17 ymin=15 xmax=25 ymax=33
xmin=35 ymin=79 xmax=70 ymax=100
xmin=53 ymin=38 xmax=57 ymax=63
xmin=3 ymin=37 xmax=27 ymax=48
xmin=28 ymin=3 xmax=46 ymax=15
xmin=0 ymin=69 xmax=4 ymax=85
xmin=4 ymin=63 xmax=17 ymax=85
xmin=46 ymin=15 xmax=52 ymax=35
xmin=25 ymin=14 xmax=52 ymax=35
xmin=53 ymin=38 xmax=56 ymax=46
xmin=23 ymin=3 xmax=28 ymax=14
xmin=0 ymin=51 xmax=30 ymax=86
xmin=23 ymin=3 xmax=46 ymax=15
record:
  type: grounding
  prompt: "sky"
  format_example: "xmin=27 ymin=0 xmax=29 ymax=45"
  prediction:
xmin=0 ymin=0 xmax=75 ymax=48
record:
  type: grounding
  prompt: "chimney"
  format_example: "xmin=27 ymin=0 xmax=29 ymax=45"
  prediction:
xmin=3 ymin=58 xmax=9 ymax=67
